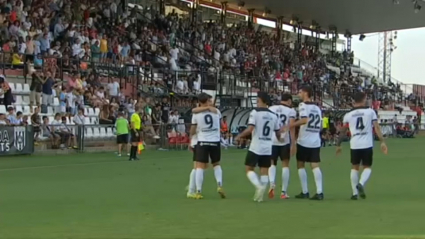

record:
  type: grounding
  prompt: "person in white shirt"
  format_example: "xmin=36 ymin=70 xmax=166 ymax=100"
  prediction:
xmin=290 ymin=85 xmax=324 ymax=200
xmin=170 ymin=46 xmax=179 ymax=60
xmin=189 ymin=93 xmax=224 ymax=199
xmin=236 ymin=92 xmax=281 ymax=202
xmin=73 ymin=108 xmax=85 ymax=125
xmin=267 ymin=93 xmax=297 ymax=199
xmin=176 ymin=79 xmax=184 ymax=93
xmin=336 ymin=92 xmax=387 ymax=200
xmin=108 ymin=79 xmax=120 ymax=97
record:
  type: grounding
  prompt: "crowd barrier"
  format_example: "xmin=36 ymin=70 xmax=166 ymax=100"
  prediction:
xmin=0 ymin=122 xmax=419 ymax=156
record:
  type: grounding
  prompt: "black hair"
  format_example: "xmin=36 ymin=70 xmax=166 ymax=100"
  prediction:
xmin=257 ymin=91 xmax=270 ymax=105
xmin=198 ymin=93 xmax=211 ymax=104
xmin=353 ymin=92 xmax=366 ymax=103
xmin=16 ymin=111 xmax=22 ymax=116
xmin=300 ymin=85 xmax=313 ymax=98
xmin=42 ymin=116 xmax=48 ymax=120
xmin=281 ymin=93 xmax=293 ymax=102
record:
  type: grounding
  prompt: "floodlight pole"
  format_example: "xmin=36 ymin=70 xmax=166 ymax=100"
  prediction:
xmin=247 ymin=9 xmax=255 ymax=28
xmin=314 ymin=29 xmax=320 ymax=52
xmin=296 ymin=25 xmax=302 ymax=51
xmin=331 ymin=32 xmax=337 ymax=57
xmin=158 ymin=0 xmax=165 ymax=15
xmin=377 ymin=31 xmax=392 ymax=83
xmin=220 ymin=2 xmax=227 ymax=25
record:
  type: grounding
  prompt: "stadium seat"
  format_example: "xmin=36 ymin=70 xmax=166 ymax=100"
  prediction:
xmin=88 ymin=108 xmax=95 ymax=116
xmin=84 ymin=117 xmax=91 ymax=124
xmin=92 ymin=128 xmax=100 ymax=138
xmin=14 ymin=95 xmax=22 ymax=105
xmin=106 ymin=127 xmax=114 ymax=137
xmin=48 ymin=116 xmax=54 ymax=123
xmin=85 ymin=127 xmax=93 ymax=139
xmin=53 ymin=97 xmax=60 ymax=106
xmin=23 ymin=84 xmax=30 ymax=94
xmin=94 ymin=108 xmax=100 ymax=116
xmin=0 ymin=105 xmax=6 ymax=113
xmin=15 ymin=83 xmax=23 ymax=93
xmin=15 ymin=105 xmax=23 ymax=113
xmin=9 ymin=83 xmax=15 ymax=92
xmin=47 ymin=107 xmax=54 ymax=115
xmin=99 ymin=127 xmax=107 ymax=137
xmin=22 ymin=96 xmax=30 ymax=105
xmin=23 ymin=106 xmax=30 ymax=115
xmin=90 ymin=117 xmax=98 ymax=124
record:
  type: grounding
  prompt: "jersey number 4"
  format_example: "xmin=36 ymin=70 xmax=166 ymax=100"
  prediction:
xmin=356 ymin=117 xmax=365 ymax=130
xmin=307 ymin=114 xmax=321 ymax=129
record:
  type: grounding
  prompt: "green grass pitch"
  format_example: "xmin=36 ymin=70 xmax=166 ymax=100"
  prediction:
xmin=0 ymin=138 xmax=424 ymax=239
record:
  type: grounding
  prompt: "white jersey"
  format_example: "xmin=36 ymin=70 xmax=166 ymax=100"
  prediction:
xmin=191 ymin=110 xmax=221 ymax=142
xmin=343 ymin=107 xmax=377 ymax=149
xmin=248 ymin=108 xmax=280 ymax=155
xmin=269 ymin=104 xmax=297 ymax=146
xmin=297 ymin=102 xmax=322 ymax=148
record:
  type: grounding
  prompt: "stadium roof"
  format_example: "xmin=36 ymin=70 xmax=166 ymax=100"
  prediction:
xmin=219 ymin=0 xmax=425 ymax=34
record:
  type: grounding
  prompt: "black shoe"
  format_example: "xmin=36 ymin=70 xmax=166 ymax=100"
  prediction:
xmin=310 ymin=193 xmax=324 ymax=200
xmin=295 ymin=192 xmax=310 ymax=199
xmin=351 ymin=195 xmax=358 ymax=200
xmin=356 ymin=184 xmax=366 ymax=199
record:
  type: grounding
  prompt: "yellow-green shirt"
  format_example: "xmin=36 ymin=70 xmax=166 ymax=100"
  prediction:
xmin=131 ymin=113 xmax=141 ymax=130
xmin=115 ymin=117 xmax=129 ymax=135
xmin=322 ymin=117 xmax=329 ymax=129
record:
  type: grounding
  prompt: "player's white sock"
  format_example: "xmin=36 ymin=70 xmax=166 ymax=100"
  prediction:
xmin=247 ymin=171 xmax=261 ymax=188
xmin=282 ymin=167 xmax=290 ymax=193
xmin=350 ymin=169 xmax=359 ymax=195
xmin=268 ymin=165 xmax=276 ymax=188
xmin=188 ymin=169 xmax=196 ymax=193
xmin=195 ymin=168 xmax=204 ymax=193
xmin=260 ymin=175 xmax=269 ymax=186
xmin=298 ymin=168 xmax=308 ymax=194
xmin=359 ymin=168 xmax=372 ymax=187
xmin=213 ymin=165 xmax=223 ymax=187
xmin=220 ymin=137 xmax=228 ymax=147
xmin=312 ymin=167 xmax=323 ymax=194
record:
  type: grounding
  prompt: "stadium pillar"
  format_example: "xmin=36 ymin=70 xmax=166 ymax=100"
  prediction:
xmin=191 ymin=0 xmax=200 ymax=23
xmin=315 ymin=30 xmax=320 ymax=52
xmin=346 ymin=35 xmax=352 ymax=53
xmin=247 ymin=9 xmax=255 ymax=28
xmin=220 ymin=2 xmax=227 ymax=25
xmin=331 ymin=32 xmax=337 ymax=57
xmin=158 ymin=0 xmax=165 ymax=15
xmin=276 ymin=16 xmax=283 ymax=43
xmin=297 ymin=25 xmax=302 ymax=50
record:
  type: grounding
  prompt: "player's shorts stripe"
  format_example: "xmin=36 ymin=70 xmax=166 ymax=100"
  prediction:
xmin=248 ymin=124 xmax=255 ymax=126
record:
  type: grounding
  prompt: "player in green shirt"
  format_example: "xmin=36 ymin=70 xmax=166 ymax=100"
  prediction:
xmin=115 ymin=112 xmax=129 ymax=157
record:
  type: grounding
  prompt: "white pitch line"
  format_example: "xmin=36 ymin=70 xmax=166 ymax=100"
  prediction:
xmin=0 ymin=150 xmax=241 ymax=172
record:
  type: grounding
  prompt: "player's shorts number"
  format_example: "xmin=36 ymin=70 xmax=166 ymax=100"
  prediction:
xmin=307 ymin=114 xmax=320 ymax=129
xmin=263 ymin=121 xmax=270 ymax=136
xmin=204 ymin=115 xmax=213 ymax=128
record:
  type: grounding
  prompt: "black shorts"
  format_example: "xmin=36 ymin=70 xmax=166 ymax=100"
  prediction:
xmin=196 ymin=142 xmax=221 ymax=164
xmin=117 ymin=134 xmax=128 ymax=144
xmin=130 ymin=130 xmax=141 ymax=143
xmin=296 ymin=144 xmax=321 ymax=163
xmin=271 ymin=145 xmax=291 ymax=165
xmin=245 ymin=151 xmax=271 ymax=168
xmin=351 ymin=148 xmax=373 ymax=166
xmin=192 ymin=145 xmax=198 ymax=162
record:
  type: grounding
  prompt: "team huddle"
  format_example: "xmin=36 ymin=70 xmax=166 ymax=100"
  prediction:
xmin=187 ymin=86 xmax=388 ymax=201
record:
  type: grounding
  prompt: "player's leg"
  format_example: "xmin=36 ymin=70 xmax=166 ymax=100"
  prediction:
xmin=194 ymin=143 xmax=208 ymax=199
xmin=257 ymin=155 xmax=271 ymax=202
xmin=309 ymin=147 xmax=324 ymax=200
xmin=357 ymin=148 xmax=373 ymax=199
xmin=187 ymin=145 xmax=197 ymax=198
xmin=245 ymin=151 xmax=264 ymax=201
xmin=129 ymin=130 xmax=139 ymax=161
xmin=268 ymin=146 xmax=279 ymax=198
xmin=210 ymin=143 xmax=225 ymax=198
xmin=117 ymin=135 xmax=122 ymax=156
xmin=295 ymin=144 xmax=310 ymax=198
xmin=280 ymin=145 xmax=291 ymax=199
xmin=350 ymin=149 xmax=361 ymax=200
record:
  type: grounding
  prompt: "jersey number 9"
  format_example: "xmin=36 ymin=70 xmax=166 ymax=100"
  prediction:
xmin=204 ymin=115 xmax=213 ymax=128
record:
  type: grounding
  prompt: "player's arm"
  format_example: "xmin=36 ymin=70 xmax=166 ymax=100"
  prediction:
xmin=373 ymin=112 xmax=388 ymax=154
xmin=290 ymin=104 xmax=308 ymax=127
xmin=274 ymin=116 xmax=282 ymax=140
xmin=192 ymin=106 xmax=218 ymax=114
xmin=236 ymin=110 xmax=255 ymax=140
xmin=190 ymin=115 xmax=197 ymax=138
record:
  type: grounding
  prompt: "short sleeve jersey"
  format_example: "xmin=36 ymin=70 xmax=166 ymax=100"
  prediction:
xmin=297 ymin=102 xmax=322 ymax=148
xmin=269 ymin=104 xmax=296 ymax=146
xmin=191 ymin=109 xmax=221 ymax=142
xmin=248 ymin=108 xmax=280 ymax=155
xmin=343 ymin=107 xmax=378 ymax=149
xmin=131 ymin=113 xmax=141 ymax=130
